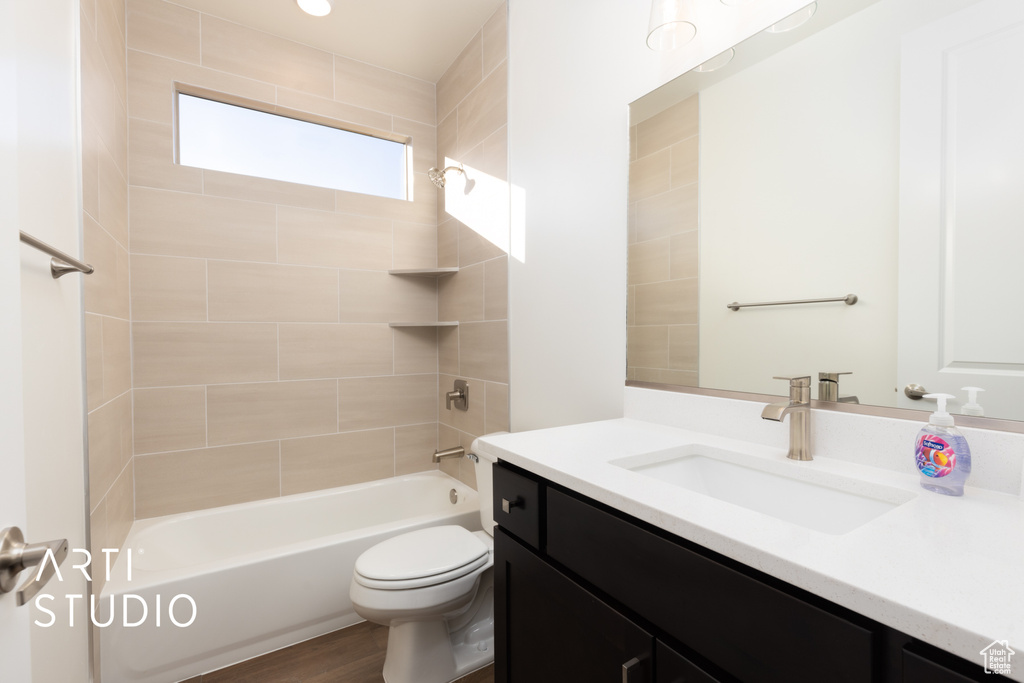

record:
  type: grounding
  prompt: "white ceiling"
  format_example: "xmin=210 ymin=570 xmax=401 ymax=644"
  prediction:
xmin=170 ymin=0 xmax=505 ymax=83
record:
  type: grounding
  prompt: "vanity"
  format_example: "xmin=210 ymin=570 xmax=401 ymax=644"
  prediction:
xmin=474 ymin=392 xmax=1024 ymax=683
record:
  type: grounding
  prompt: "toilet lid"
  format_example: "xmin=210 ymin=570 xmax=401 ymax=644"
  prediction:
xmin=355 ymin=525 xmax=488 ymax=583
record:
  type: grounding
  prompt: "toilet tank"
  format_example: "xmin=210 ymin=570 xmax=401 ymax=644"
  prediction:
xmin=470 ymin=438 xmax=501 ymax=535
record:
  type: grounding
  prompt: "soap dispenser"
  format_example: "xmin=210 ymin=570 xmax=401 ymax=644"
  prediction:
xmin=915 ymin=393 xmax=971 ymax=496
xmin=961 ymin=387 xmax=985 ymax=417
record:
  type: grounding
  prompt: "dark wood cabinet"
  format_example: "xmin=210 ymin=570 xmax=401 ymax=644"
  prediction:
xmin=493 ymin=461 xmax=990 ymax=683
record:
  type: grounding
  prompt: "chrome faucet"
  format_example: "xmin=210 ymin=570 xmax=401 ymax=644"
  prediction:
xmin=761 ymin=376 xmax=812 ymax=461
xmin=818 ymin=371 xmax=859 ymax=404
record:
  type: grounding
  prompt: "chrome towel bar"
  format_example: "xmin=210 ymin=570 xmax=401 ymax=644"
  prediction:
xmin=19 ymin=231 xmax=95 ymax=279
xmin=727 ymin=293 xmax=857 ymax=311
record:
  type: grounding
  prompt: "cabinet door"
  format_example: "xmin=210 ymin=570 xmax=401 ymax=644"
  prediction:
xmin=656 ymin=641 xmax=721 ymax=683
xmin=495 ymin=527 xmax=653 ymax=683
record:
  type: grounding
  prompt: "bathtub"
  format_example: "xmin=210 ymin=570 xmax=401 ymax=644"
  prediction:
xmin=99 ymin=471 xmax=481 ymax=683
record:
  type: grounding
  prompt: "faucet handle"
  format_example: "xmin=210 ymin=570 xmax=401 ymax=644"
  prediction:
xmin=772 ymin=375 xmax=811 ymax=387
xmin=818 ymin=372 xmax=852 ymax=382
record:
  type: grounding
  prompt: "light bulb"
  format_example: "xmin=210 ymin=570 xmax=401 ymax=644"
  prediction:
xmin=297 ymin=0 xmax=332 ymax=17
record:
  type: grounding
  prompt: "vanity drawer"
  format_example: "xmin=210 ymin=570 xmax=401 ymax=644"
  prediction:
xmin=546 ymin=487 xmax=875 ymax=683
xmin=493 ymin=463 xmax=542 ymax=549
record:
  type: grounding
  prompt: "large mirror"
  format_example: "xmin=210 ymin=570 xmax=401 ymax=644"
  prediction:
xmin=627 ymin=0 xmax=1024 ymax=423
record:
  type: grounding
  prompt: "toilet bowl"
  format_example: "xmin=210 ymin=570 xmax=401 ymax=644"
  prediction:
xmin=349 ymin=445 xmax=499 ymax=683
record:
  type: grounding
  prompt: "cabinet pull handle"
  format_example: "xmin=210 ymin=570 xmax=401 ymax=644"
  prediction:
xmin=622 ymin=656 xmax=642 ymax=683
xmin=501 ymin=497 xmax=521 ymax=514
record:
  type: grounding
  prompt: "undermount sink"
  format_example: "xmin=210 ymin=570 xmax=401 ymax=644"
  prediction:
xmin=611 ymin=445 xmax=914 ymax=535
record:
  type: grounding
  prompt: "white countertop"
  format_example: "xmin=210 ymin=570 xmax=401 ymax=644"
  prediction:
xmin=474 ymin=417 xmax=1024 ymax=679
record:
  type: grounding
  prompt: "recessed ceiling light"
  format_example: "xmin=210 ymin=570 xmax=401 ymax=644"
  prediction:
xmin=766 ymin=2 xmax=817 ymax=33
xmin=297 ymin=0 xmax=332 ymax=17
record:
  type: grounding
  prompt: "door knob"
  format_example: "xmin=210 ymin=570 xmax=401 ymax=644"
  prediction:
xmin=0 ymin=526 xmax=69 ymax=606
xmin=904 ymin=383 xmax=929 ymax=400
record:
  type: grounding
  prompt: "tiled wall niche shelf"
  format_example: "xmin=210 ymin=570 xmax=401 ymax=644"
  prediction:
xmin=387 ymin=268 xmax=459 ymax=277
xmin=389 ymin=321 xmax=459 ymax=328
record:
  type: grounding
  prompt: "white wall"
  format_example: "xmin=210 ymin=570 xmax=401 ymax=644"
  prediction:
xmin=506 ymin=0 xmax=814 ymax=431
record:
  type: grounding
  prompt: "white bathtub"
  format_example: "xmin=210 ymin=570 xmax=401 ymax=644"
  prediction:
xmin=99 ymin=471 xmax=481 ymax=683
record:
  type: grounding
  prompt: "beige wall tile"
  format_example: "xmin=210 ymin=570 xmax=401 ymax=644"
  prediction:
xmin=394 ymin=327 xmax=438 ymax=375
xmin=127 ymin=0 xmax=200 ymax=64
xmin=334 ymin=54 xmax=435 ymax=126
xmin=203 ymin=169 xmax=336 ymax=211
xmin=669 ymin=325 xmax=699 ymax=372
xmin=630 ymin=124 xmax=638 ymax=162
xmin=628 ymin=326 xmax=669 ymax=368
xmin=634 ymin=279 xmax=698 ymax=325
xmin=437 ymin=111 xmax=457 ymax=170
xmin=483 ymin=256 xmax=507 ymax=321
xmin=84 ymin=214 xmax=130 ymax=319
xmin=627 ymin=285 xmax=636 ymax=326
xmin=132 ymin=322 xmax=278 ymax=387
xmin=338 ymin=374 xmax=436 ymax=431
xmin=439 ymin=374 xmax=485 ymax=437
xmin=96 ymin=0 xmax=127 ymax=108
xmin=457 ymin=62 xmax=507 ymax=157
xmin=89 ymin=498 xmax=107 ymax=595
xmin=338 ymin=270 xmax=436 ymax=323
xmin=130 ymin=254 xmax=207 ymax=321
xmin=97 ymin=143 xmax=129 ymax=246
xmin=393 ymin=221 xmax=438 ymax=270
xmin=636 ymin=94 xmax=697 ymax=159
xmin=459 ymin=321 xmax=508 ymax=383
xmin=335 ymin=173 xmax=436 ymax=225
xmin=201 ymin=16 xmax=333 ymax=98
xmin=437 ymin=218 xmax=458 ymax=268
xmin=482 ymin=4 xmax=507 ymax=76
xmin=102 ymin=317 xmax=132 ymax=401
xmin=439 ymin=263 xmax=484 ymax=322
xmin=635 ymin=184 xmax=698 ymax=243
xmin=281 ymin=428 xmax=394 ymax=495
xmin=438 ymin=327 xmax=459 ymax=376
xmin=208 ymin=380 xmax=338 ymax=446
xmin=82 ymin=127 xmax=100 ymax=220
xmin=130 ymin=187 xmax=277 ymax=261
xmin=279 ymin=324 xmax=393 ymax=380
xmin=207 ymin=261 xmax=339 ymax=323
xmin=458 ymin=221 xmax=506 ymax=267
xmin=671 ymin=135 xmax=699 ymax=189
xmin=670 ymin=230 xmax=699 ymax=281
xmin=395 ymin=118 xmax=436 ymax=179
xmin=134 ymin=442 xmax=280 ymax=518
xmin=485 ymin=381 xmax=509 ymax=434
xmin=104 ymin=460 xmax=134 ymax=555
xmin=396 ymin=423 xmax=437 ymax=475
xmin=276 ymin=87 xmax=393 ymax=133
xmin=128 ymin=117 xmax=203 ymax=192
xmin=134 ymin=386 xmax=206 ymax=454
xmin=278 ymin=206 xmax=392 ymax=270
xmin=85 ymin=314 xmax=104 ymax=409
xmin=84 ymin=34 xmax=128 ymax=176
xmin=128 ymin=49 xmax=276 ymax=125
xmin=629 ymin=149 xmax=671 ymax=202
xmin=437 ymin=33 xmax=481 ymax=123
xmin=629 ymin=237 xmax=671 ymax=286
xmin=87 ymin=392 xmax=133 ymax=506
xmin=478 ymin=126 xmax=508 ymax=182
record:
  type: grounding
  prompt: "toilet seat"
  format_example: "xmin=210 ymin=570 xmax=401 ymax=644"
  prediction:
xmin=354 ymin=526 xmax=489 ymax=591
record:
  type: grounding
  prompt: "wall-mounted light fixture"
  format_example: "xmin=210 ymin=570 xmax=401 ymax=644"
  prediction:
xmin=647 ymin=0 xmax=697 ymax=51
xmin=297 ymin=0 xmax=332 ymax=17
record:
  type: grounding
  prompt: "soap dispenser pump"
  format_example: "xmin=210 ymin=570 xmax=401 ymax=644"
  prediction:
xmin=914 ymin=393 xmax=971 ymax=496
xmin=961 ymin=386 xmax=985 ymax=417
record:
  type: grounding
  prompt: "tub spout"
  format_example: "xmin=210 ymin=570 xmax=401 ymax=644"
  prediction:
xmin=432 ymin=446 xmax=465 ymax=463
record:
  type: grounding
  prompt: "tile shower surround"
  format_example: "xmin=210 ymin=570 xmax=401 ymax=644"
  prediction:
xmin=627 ymin=95 xmax=700 ymax=387
xmin=82 ymin=0 xmax=510 ymax=555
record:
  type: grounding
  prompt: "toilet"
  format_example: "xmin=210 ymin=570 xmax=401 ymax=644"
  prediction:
xmin=349 ymin=447 xmax=498 ymax=683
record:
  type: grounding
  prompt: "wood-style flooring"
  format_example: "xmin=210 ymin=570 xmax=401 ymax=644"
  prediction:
xmin=181 ymin=621 xmax=494 ymax=683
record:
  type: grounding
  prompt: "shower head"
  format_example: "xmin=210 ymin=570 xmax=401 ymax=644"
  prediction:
xmin=427 ymin=165 xmax=464 ymax=189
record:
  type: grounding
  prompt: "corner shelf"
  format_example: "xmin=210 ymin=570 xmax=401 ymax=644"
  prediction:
xmin=389 ymin=321 xmax=459 ymax=328
xmin=387 ymin=268 xmax=458 ymax=277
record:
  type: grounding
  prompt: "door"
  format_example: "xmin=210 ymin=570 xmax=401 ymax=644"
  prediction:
xmin=1 ymin=1 xmax=91 ymax=681
xmin=896 ymin=0 xmax=1024 ymax=417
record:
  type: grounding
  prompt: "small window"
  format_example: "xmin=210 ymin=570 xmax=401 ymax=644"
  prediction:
xmin=176 ymin=93 xmax=407 ymax=200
